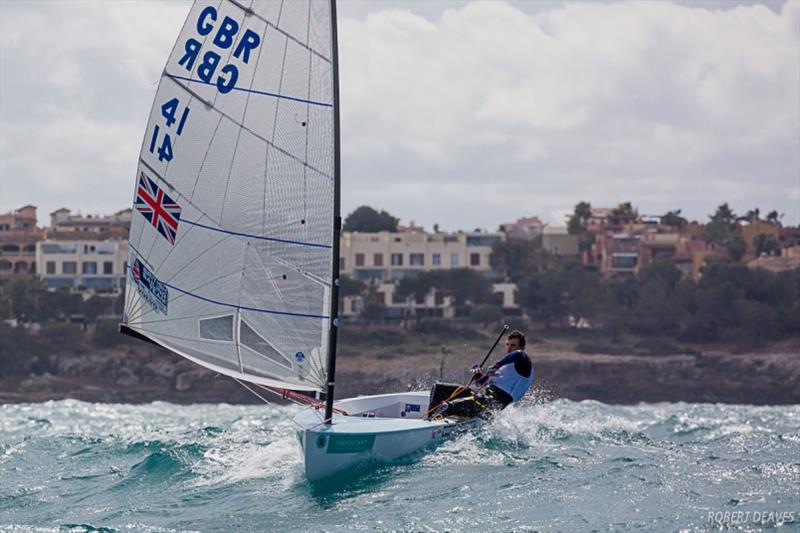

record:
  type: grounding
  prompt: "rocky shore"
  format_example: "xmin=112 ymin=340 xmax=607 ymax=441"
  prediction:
xmin=1 ymin=335 xmax=798 ymax=405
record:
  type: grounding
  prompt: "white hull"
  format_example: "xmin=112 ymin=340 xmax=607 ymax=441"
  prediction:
xmin=293 ymin=391 xmax=477 ymax=482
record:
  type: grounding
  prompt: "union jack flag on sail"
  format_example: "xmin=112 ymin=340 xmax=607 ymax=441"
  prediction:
xmin=135 ymin=172 xmax=182 ymax=244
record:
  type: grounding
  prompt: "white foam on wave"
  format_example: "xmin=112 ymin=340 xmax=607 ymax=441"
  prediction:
xmin=190 ymin=415 xmax=304 ymax=490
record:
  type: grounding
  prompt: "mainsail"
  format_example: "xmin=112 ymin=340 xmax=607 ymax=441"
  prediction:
xmin=122 ymin=0 xmax=335 ymax=392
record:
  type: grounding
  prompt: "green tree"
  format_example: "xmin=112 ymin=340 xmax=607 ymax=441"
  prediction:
xmin=1 ymin=276 xmax=48 ymax=322
xmin=360 ymin=285 xmax=386 ymax=320
xmin=660 ymin=209 xmax=688 ymax=229
xmin=628 ymin=260 xmax=687 ymax=335
xmin=706 ymin=203 xmax=736 ymax=244
xmin=567 ymin=201 xmax=592 ymax=235
xmin=440 ymin=268 xmax=494 ymax=307
xmin=765 ymin=210 xmax=782 ymax=225
xmin=490 ymin=238 xmax=539 ymax=281
xmin=609 ymin=202 xmax=637 ymax=225
xmin=753 ymin=234 xmax=780 ymax=257
xmin=343 ymin=206 xmax=399 ymax=232
xmin=339 ymin=275 xmax=366 ymax=298
xmin=726 ymin=234 xmax=747 ymax=262
xmin=518 ymin=269 xmax=569 ymax=328
xmin=744 ymin=208 xmax=760 ymax=222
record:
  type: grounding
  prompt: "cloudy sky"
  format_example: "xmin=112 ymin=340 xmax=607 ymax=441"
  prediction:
xmin=1 ymin=0 xmax=798 ymax=232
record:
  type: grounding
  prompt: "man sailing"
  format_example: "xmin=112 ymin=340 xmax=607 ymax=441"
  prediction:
xmin=428 ymin=329 xmax=534 ymax=418
xmin=472 ymin=329 xmax=534 ymax=409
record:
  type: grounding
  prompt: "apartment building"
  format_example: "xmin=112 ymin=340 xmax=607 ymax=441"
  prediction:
xmin=35 ymin=239 xmax=129 ymax=293
xmin=340 ymin=281 xmax=519 ymax=320
xmin=48 ymin=208 xmax=131 ymax=240
xmin=0 ymin=205 xmax=45 ymax=278
xmin=340 ymin=230 xmax=504 ymax=283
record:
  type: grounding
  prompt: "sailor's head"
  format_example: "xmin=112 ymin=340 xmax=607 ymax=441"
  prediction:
xmin=505 ymin=330 xmax=526 ymax=352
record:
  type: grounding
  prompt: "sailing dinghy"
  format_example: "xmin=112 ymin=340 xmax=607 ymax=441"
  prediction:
xmin=121 ymin=0 xmax=479 ymax=482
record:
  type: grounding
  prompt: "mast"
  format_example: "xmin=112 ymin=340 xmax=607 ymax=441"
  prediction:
xmin=324 ymin=0 xmax=342 ymax=424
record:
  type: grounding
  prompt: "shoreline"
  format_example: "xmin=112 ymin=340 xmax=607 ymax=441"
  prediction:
xmin=2 ymin=334 xmax=798 ymax=406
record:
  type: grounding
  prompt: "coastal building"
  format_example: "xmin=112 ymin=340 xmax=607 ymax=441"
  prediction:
xmin=541 ymin=226 xmax=579 ymax=256
xmin=48 ymin=208 xmax=131 ymax=241
xmin=0 ymin=205 xmax=45 ymax=279
xmin=340 ymin=280 xmax=519 ymax=320
xmin=340 ymin=229 xmax=504 ymax=283
xmin=500 ymin=216 xmax=545 ymax=240
xmin=35 ymin=239 xmax=128 ymax=293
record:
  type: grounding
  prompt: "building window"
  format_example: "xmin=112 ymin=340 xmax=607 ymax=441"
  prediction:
xmin=82 ymin=261 xmax=98 ymax=274
xmin=470 ymin=253 xmax=480 ymax=266
xmin=63 ymin=261 xmax=77 ymax=274
xmin=355 ymin=253 xmax=365 ymax=267
xmin=450 ymin=253 xmax=459 ymax=267
xmin=410 ymin=253 xmax=424 ymax=266
xmin=391 ymin=253 xmax=403 ymax=266
xmin=373 ymin=253 xmax=383 ymax=267
xmin=46 ymin=261 xmax=56 ymax=274
xmin=103 ymin=261 xmax=114 ymax=274
xmin=432 ymin=253 xmax=441 ymax=266
xmin=434 ymin=292 xmax=444 ymax=306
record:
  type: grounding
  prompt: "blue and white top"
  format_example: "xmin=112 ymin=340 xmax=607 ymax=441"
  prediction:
xmin=490 ymin=350 xmax=534 ymax=402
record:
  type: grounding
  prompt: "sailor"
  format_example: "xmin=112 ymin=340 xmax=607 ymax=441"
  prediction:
xmin=472 ymin=329 xmax=534 ymax=409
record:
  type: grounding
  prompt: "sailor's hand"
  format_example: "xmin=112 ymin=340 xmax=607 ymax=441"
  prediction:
xmin=470 ymin=364 xmax=483 ymax=374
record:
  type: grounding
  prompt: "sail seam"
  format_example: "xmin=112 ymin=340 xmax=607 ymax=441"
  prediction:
xmin=164 ymin=281 xmax=330 ymax=320
xmin=166 ymin=74 xmax=332 ymax=108
xmin=181 ymin=219 xmax=332 ymax=248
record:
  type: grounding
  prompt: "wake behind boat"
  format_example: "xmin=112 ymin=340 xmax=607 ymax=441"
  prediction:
xmin=120 ymin=0 xmax=534 ymax=482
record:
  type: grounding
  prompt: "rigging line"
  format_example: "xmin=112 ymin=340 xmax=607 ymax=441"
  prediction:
xmin=167 ymin=75 xmax=332 ymax=108
xmin=182 ymin=218 xmax=331 ymax=249
xmin=165 ymin=281 xmax=329 ymax=320
xmin=234 ymin=380 xmax=306 ymax=430
xmin=225 ymin=0 xmax=331 ymax=64
xmin=162 ymin=74 xmax=333 ymax=181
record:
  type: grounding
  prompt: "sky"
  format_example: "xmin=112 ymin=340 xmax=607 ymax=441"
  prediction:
xmin=0 ymin=0 xmax=798 ymax=232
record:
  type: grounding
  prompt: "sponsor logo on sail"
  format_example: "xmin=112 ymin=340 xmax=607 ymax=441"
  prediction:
xmin=131 ymin=257 xmax=168 ymax=315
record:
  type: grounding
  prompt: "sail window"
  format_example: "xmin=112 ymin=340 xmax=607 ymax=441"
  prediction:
xmin=199 ymin=315 xmax=234 ymax=341
xmin=239 ymin=319 xmax=292 ymax=367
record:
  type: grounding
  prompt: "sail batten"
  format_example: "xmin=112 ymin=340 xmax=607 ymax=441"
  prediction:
xmin=123 ymin=0 xmax=334 ymax=392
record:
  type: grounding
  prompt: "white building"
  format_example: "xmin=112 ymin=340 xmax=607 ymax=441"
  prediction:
xmin=340 ymin=230 xmax=504 ymax=283
xmin=36 ymin=239 xmax=128 ymax=294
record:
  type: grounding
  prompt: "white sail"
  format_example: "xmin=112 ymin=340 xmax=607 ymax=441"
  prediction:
xmin=122 ymin=0 xmax=335 ymax=392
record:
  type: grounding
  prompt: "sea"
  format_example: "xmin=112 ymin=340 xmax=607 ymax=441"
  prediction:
xmin=1 ymin=399 xmax=798 ymax=532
